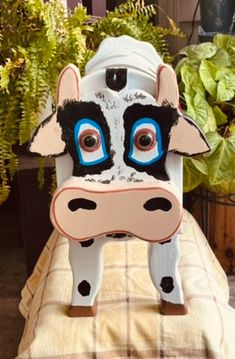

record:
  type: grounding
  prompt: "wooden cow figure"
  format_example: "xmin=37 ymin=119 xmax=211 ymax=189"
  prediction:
xmin=30 ymin=36 xmax=209 ymax=317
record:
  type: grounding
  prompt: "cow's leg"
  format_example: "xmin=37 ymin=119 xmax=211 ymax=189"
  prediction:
xmin=148 ymin=236 xmax=187 ymax=315
xmin=68 ymin=236 xmax=107 ymax=317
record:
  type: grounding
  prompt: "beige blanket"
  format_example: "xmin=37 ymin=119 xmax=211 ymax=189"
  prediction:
xmin=17 ymin=211 xmax=235 ymax=358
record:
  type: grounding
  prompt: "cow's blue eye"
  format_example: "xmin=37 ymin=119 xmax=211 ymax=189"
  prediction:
xmin=74 ymin=119 xmax=108 ymax=166
xmin=128 ymin=118 xmax=164 ymax=165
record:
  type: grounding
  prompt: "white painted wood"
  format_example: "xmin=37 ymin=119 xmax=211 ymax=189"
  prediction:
xmin=45 ymin=36 xmax=196 ymax=313
xmin=85 ymin=35 xmax=163 ymax=80
xmin=69 ymin=237 xmax=107 ymax=306
xmin=166 ymin=154 xmax=183 ymax=202
xmin=148 ymin=236 xmax=184 ymax=304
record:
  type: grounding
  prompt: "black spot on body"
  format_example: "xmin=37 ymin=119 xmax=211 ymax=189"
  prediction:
xmin=144 ymin=198 xmax=172 ymax=211
xmin=78 ymin=280 xmax=91 ymax=296
xmin=160 ymin=239 xmax=172 ymax=245
xmin=127 ymin=176 xmax=144 ymax=183
xmin=123 ymin=92 xmax=146 ymax=102
xmin=98 ymin=179 xmax=111 ymax=184
xmin=84 ymin=178 xmax=96 ymax=182
xmin=160 ymin=276 xmax=174 ymax=293
xmin=106 ymin=233 xmax=127 ymax=239
xmin=106 ymin=68 xmax=127 ymax=91
xmin=80 ymin=239 xmax=94 ymax=247
xmin=68 ymin=198 xmax=97 ymax=212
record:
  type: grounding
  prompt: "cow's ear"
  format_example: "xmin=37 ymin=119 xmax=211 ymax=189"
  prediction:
xmin=156 ymin=65 xmax=179 ymax=108
xmin=57 ymin=64 xmax=81 ymax=106
xmin=29 ymin=64 xmax=81 ymax=156
xmin=29 ymin=113 xmax=66 ymax=156
xmin=168 ymin=114 xmax=210 ymax=156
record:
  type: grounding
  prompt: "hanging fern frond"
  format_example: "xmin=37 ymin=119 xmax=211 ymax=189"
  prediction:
xmin=89 ymin=0 xmax=183 ymax=62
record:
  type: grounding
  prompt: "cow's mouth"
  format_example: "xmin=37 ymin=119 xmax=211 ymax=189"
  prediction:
xmin=106 ymin=232 xmax=133 ymax=239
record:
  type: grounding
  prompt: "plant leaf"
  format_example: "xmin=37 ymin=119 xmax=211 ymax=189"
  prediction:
xmin=204 ymin=132 xmax=235 ymax=193
xmin=217 ymin=82 xmax=234 ymax=102
xmin=210 ymin=48 xmax=231 ymax=67
xmin=190 ymin=158 xmax=208 ymax=175
xmin=213 ymin=33 xmax=235 ymax=66
xmin=199 ymin=59 xmax=217 ymax=98
xmin=213 ymin=105 xmax=228 ymax=126
xmin=183 ymin=158 xmax=205 ymax=192
xmin=180 ymin=63 xmax=204 ymax=97
xmin=179 ymin=42 xmax=217 ymax=60
xmin=216 ymin=73 xmax=235 ymax=102
xmin=184 ymin=93 xmax=216 ymax=132
xmin=205 ymin=131 xmax=222 ymax=154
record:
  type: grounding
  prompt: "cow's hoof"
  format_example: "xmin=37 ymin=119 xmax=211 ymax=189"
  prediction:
xmin=68 ymin=300 xmax=97 ymax=317
xmin=160 ymin=299 xmax=188 ymax=315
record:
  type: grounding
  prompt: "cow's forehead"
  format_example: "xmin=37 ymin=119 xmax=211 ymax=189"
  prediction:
xmin=81 ymin=88 xmax=157 ymax=119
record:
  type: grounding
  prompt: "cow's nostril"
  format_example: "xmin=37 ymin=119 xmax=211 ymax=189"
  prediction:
xmin=143 ymin=197 xmax=172 ymax=212
xmin=68 ymin=198 xmax=97 ymax=212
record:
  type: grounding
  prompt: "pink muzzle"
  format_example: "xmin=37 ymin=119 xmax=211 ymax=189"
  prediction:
xmin=50 ymin=179 xmax=183 ymax=242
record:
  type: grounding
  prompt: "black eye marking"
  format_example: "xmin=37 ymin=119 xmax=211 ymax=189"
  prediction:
xmin=68 ymin=198 xmax=97 ymax=212
xmin=57 ymin=100 xmax=113 ymax=177
xmin=106 ymin=68 xmax=127 ymax=91
xmin=123 ymin=103 xmax=179 ymax=180
xmin=143 ymin=198 xmax=172 ymax=212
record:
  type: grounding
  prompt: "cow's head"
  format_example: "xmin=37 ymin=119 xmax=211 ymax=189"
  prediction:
xmin=30 ymin=37 xmax=209 ymax=243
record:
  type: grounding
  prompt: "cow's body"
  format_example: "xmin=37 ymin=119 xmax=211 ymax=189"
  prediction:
xmin=30 ymin=36 xmax=209 ymax=316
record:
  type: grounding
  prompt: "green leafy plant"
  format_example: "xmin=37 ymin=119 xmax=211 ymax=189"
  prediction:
xmin=176 ymin=34 xmax=235 ymax=194
xmin=0 ymin=0 xmax=91 ymax=203
xmin=0 ymin=0 xmax=183 ymax=204
xmin=90 ymin=0 xmax=183 ymax=63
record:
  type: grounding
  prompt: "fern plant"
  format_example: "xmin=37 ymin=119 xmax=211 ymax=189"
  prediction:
xmin=0 ymin=0 xmax=183 ymax=204
xmin=90 ymin=0 xmax=183 ymax=63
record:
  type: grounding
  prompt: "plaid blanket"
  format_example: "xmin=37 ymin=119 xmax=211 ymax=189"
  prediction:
xmin=17 ymin=211 xmax=235 ymax=359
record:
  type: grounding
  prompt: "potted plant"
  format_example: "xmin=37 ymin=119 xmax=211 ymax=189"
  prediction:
xmin=0 ymin=0 xmax=183 ymax=205
xmin=176 ymin=34 xmax=235 ymax=272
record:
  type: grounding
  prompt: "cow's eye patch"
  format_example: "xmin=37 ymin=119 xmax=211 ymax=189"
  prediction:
xmin=128 ymin=118 xmax=164 ymax=165
xmin=123 ymin=103 xmax=178 ymax=180
xmin=74 ymin=118 xmax=109 ymax=166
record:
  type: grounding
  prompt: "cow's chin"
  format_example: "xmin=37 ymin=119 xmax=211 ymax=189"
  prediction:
xmin=50 ymin=212 xmax=183 ymax=243
xmin=70 ymin=228 xmax=180 ymax=243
